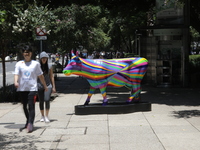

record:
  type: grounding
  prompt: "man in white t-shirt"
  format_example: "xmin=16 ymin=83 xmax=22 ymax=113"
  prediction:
xmin=14 ymin=45 xmax=48 ymax=133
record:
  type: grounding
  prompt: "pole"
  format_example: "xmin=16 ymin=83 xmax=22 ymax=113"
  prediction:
xmin=40 ymin=40 xmax=42 ymax=54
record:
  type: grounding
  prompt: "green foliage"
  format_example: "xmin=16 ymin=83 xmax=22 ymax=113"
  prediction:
xmin=0 ymin=10 xmax=6 ymax=24
xmin=189 ymin=55 xmax=200 ymax=73
xmin=190 ymin=26 xmax=200 ymax=40
xmin=12 ymin=1 xmax=57 ymax=42
xmin=0 ymin=9 xmax=12 ymax=39
xmin=52 ymin=5 xmax=77 ymax=54
xmin=124 ymin=53 xmax=139 ymax=58
xmin=52 ymin=4 xmax=110 ymax=53
xmin=1 ymin=0 xmax=156 ymax=53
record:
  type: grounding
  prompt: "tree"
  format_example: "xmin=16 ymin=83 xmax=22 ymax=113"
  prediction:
xmin=0 ymin=1 xmax=18 ymax=94
xmin=190 ymin=26 xmax=200 ymax=53
xmin=12 ymin=1 xmax=57 ymax=44
xmin=52 ymin=4 xmax=110 ymax=59
xmin=73 ymin=4 xmax=110 ymax=52
xmin=68 ymin=0 xmax=155 ymax=53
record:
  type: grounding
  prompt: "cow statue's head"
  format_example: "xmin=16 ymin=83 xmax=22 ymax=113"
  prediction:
xmin=63 ymin=50 xmax=82 ymax=76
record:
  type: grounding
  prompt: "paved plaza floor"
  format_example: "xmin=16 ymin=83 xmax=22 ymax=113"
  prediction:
xmin=1 ymin=74 xmax=200 ymax=150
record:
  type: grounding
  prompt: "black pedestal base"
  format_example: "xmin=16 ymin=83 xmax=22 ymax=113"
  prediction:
xmin=75 ymin=102 xmax=151 ymax=115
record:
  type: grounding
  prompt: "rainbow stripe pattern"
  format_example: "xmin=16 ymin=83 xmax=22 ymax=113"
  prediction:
xmin=63 ymin=52 xmax=148 ymax=105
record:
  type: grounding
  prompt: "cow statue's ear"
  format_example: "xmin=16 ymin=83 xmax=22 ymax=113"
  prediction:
xmin=76 ymin=51 xmax=79 ymax=56
xmin=71 ymin=50 xmax=75 ymax=56
xmin=71 ymin=50 xmax=75 ymax=57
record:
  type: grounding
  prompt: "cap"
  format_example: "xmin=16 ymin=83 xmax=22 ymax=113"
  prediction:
xmin=40 ymin=51 xmax=49 ymax=58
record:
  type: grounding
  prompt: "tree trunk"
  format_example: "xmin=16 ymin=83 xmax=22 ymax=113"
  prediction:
xmin=0 ymin=39 xmax=7 ymax=95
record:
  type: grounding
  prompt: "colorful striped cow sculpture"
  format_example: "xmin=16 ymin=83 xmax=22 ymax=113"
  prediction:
xmin=63 ymin=51 xmax=148 ymax=105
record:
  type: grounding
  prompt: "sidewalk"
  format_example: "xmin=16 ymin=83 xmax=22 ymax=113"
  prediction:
xmin=0 ymin=74 xmax=200 ymax=150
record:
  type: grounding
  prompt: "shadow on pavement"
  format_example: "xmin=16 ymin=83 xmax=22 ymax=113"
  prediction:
xmin=0 ymin=132 xmax=49 ymax=150
xmin=172 ymin=110 xmax=200 ymax=118
xmin=55 ymin=75 xmax=200 ymax=107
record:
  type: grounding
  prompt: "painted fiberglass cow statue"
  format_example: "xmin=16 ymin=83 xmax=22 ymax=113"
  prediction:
xmin=63 ymin=51 xmax=148 ymax=105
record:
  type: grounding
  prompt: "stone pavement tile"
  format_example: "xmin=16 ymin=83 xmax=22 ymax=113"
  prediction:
xmin=86 ymin=126 xmax=108 ymax=135
xmin=77 ymin=94 xmax=89 ymax=104
xmin=44 ymin=119 xmax=69 ymax=128
xmin=19 ymin=125 xmax=47 ymax=137
xmin=0 ymin=133 xmax=40 ymax=150
xmin=0 ymin=112 xmax=24 ymax=123
xmin=5 ymin=106 xmax=23 ymax=113
xmin=67 ymin=120 xmax=108 ymax=128
xmin=185 ymin=117 xmax=200 ymax=131
xmin=108 ymin=117 xmax=149 ymax=127
xmin=110 ymin=143 xmax=164 ymax=150
xmin=0 ymin=109 xmax=11 ymax=118
xmin=109 ymin=125 xmax=154 ymax=135
xmin=0 ymin=122 xmax=23 ymax=134
xmin=146 ymin=104 xmax=175 ymax=114
xmin=152 ymin=125 xmax=199 ymax=134
xmin=144 ymin=113 xmax=192 ymax=126
xmin=0 ymin=103 xmax=20 ymax=109
xmin=70 ymin=114 xmax=107 ymax=121
xmin=42 ymin=127 xmax=86 ymax=136
xmin=57 ymin=94 xmax=86 ymax=108
xmin=57 ymin=134 xmax=109 ymax=146
xmin=2 ymin=132 xmax=58 ymax=149
xmin=50 ymin=108 xmax=74 ymax=117
xmin=57 ymin=143 xmax=109 ymax=150
xmin=0 ymin=103 xmax=21 ymax=117
xmin=42 ymin=108 xmax=73 ymax=119
xmin=109 ymin=133 xmax=164 ymax=150
xmin=157 ymin=132 xmax=200 ymax=150
xmin=38 ymin=137 xmax=59 ymax=150
xmin=108 ymin=112 xmax=145 ymax=121
xmin=170 ymin=106 xmax=200 ymax=125
xmin=35 ymin=141 xmax=54 ymax=150
xmin=171 ymin=105 xmax=200 ymax=111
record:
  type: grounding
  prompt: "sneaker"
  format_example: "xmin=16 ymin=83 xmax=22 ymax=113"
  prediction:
xmin=45 ymin=116 xmax=50 ymax=123
xmin=27 ymin=123 xmax=33 ymax=133
xmin=40 ymin=116 xmax=45 ymax=122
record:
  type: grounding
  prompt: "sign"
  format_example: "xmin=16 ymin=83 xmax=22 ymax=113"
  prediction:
xmin=36 ymin=27 xmax=47 ymax=36
xmin=36 ymin=36 xmax=47 ymax=40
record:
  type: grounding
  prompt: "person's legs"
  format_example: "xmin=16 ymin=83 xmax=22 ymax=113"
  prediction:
xmin=27 ymin=91 xmax=36 ymax=124
xmin=19 ymin=92 xmax=29 ymax=128
xmin=38 ymin=90 xmax=45 ymax=122
xmin=45 ymin=101 xmax=50 ymax=122
xmin=44 ymin=86 xmax=52 ymax=122
xmin=20 ymin=91 xmax=36 ymax=133
xmin=45 ymin=101 xmax=50 ymax=115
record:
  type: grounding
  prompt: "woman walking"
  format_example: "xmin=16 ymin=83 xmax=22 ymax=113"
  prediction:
xmin=37 ymin=51 xmax=56 ymax=123
xmin=14 ymin=46 xmax=47 ymax=133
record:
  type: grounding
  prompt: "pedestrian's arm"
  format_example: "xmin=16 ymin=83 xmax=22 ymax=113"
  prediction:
xmin=38 ymin=75 xmax=48 ymax=91
xmin=49 ymin=67 xmax=56 ymax=93
xmin=14 ymin=74 xmax=19 ymax=88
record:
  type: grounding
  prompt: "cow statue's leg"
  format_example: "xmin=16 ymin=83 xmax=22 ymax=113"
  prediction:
xmin=99 ymin=86 xmax=108 ymax=106
xmin=84 ymin=86 xmax=96 ymax=105
xmin=127 ymin=84 xmax=141 ymax=103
